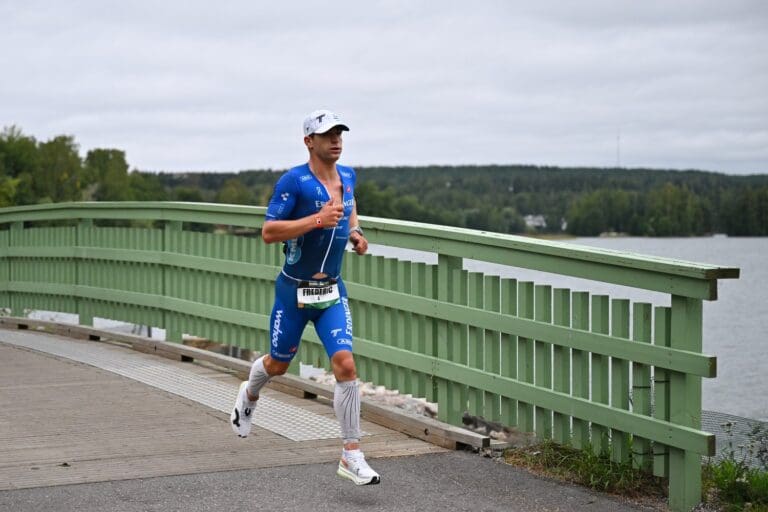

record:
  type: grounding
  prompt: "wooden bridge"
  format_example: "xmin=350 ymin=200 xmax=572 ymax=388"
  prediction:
xmin=0 ymin=201 xmax=740 ymax=511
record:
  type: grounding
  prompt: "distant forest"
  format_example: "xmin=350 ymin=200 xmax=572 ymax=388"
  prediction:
xmin=2 ymin=126 xmax=767 ymax=236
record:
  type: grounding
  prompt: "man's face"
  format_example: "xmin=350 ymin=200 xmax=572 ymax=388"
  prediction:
xmin=306 ymin=126 xmax=344 ymax=163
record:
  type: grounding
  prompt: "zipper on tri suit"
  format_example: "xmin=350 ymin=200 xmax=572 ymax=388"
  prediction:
xmin=317 ymin=178 xmax=338 ymax=276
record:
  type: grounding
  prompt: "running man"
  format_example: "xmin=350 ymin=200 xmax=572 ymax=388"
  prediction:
xmin=230 ymin=109 xmax=380 ymax=485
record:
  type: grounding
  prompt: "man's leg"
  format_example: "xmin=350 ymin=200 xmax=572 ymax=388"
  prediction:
xmin=315 ymin=297 xmax=380 ymax=485
xmin=231 ymin=278 xmax=307 ymax=438
xmin=331 ymin=351 xmax=361 ymax=449
xmin=231 ymin=352 xmax=300 ymax=438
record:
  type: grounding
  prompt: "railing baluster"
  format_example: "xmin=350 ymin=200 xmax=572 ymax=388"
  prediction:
xmin=444 ymin=268 xmax=467 ymax=425
xmin=381 ymin=258 xmax=397 ymax=391
xmin=591 ymin=295 xmax=610 ymax=454
xmin=411 ymin=261 xmax=428 ymax=399
xmin=653 ymin=306 xmax=672 ymax=479
xmin=436 ymin=254 xmax=462 ymax=423
xmin=632 ymin=302 xmax=653 ymax=471
xmin=467 ymin=272 xmax=484 ymax=419
xmin=517 ymin=281 xmax=534 ymax=433
xmin=552 ymin=288 xmax=571 ymax=444
xmin=357 ymin=253 xmax=373 ymax=383
xmin=500 ymin=278 xmax=518 ymax=428
xmin=610 ymin=298 xmax=630 ymax=463
xmin=534 ymin=284 xmax=553 ymax=440
xmin=484 ymin=275 xmax=501 ymax=422
xmin=394 ymin=260 xmax=411 ymax=395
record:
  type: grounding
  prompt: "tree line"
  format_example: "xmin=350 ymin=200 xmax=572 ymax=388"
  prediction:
xmin=2 ymin=126 xmax=767 ymax=236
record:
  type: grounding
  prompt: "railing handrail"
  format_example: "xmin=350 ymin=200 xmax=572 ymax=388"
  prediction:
xmin=0 ymin=201 xmax=738 ymax=300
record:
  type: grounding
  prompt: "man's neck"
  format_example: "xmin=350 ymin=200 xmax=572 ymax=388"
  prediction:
xmin=308 ymin=157 xmax=338 ymax=181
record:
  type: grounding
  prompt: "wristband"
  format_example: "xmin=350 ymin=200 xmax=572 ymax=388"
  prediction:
xmin=315 ymin=216 xmax=322 ymax=228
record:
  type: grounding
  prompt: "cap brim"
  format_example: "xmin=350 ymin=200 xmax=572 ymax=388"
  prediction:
xmin=313 ymin=122 xmax=350 ymax=134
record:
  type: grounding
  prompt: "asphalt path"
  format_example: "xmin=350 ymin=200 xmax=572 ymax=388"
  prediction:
xmin=0 ymin=451 xmax=656 ymax=512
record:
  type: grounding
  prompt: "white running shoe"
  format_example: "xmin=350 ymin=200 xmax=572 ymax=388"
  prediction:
xmin=230 ymin=381 xmax=255 ymax=438
xmin=337 ymin=450 xmax=381 ymax=485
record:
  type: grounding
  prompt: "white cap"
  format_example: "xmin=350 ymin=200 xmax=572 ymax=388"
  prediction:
xmin=303 ymin=109 xmax=350 ymax=136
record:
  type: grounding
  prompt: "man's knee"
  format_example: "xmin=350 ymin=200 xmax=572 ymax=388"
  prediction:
xmin=263 ymin=355 xmax=291 ymax=376
xmin=332 ymin=351 xmax=357 ymax=381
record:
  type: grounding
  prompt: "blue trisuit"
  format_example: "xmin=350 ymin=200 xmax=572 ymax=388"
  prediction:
xmin=264 ymin=163 xmax=357 ymax=362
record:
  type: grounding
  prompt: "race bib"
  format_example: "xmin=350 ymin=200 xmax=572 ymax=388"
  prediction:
xmin=297 ymin=280 xmax=340 ymax=309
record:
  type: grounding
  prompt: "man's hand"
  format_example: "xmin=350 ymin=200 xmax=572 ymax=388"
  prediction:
xmin=349 ymin=231 xmax=368 ymax=255
xmin=317 ymin=198 xmax=344 ymax=228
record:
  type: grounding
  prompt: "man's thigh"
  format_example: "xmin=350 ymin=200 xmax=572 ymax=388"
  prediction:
xmin=313 ymin=296 xmax=354 ymax=359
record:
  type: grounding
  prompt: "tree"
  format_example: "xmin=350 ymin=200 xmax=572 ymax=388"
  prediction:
xmin=37 ymin=135 xmax=84 ymax=203
xmin=0 ymin=175 xmax=20 ymax=207
xmin=0 ymin=126 xmax=39 ymax=205
xmin=567 ymin=190 xmax=609 ymax=236
xmin=215 ymin=178 xmax=254 ymax=205
xmin=85 ymin=149 xmax=133 ymax=201
xmin=173 ymin=186 xmax=205 ymax=202
xmin=0 ymin=126 xmax=39 ymax=177
xmin=129 ymin=172 xmax=168 ymax=201
xmin=645 ymin=183 xmax=708 ymax=236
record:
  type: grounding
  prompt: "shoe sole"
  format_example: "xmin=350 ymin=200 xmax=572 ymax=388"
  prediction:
xmin=337 ymin=465 xmax=381 ymax=486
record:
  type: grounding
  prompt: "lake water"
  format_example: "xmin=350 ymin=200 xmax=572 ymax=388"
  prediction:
xmin=367 ymin=237 xmax=768 ymax=421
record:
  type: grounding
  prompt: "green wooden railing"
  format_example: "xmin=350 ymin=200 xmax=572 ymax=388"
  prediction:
xmin=0 ymin=201 xmax=739 ymax=511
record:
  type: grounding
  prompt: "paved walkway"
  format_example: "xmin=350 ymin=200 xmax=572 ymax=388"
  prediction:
xmin=0 ymin=329 xmax=655 ymax=511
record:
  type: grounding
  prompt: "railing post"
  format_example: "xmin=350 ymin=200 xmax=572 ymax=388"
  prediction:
xmin=76 ymin=219 xmax=94 ymax=326
xmin=9 ymin=222 xmax=23 ymax=318
xmin=668 ymin=295 xmax=703 ymax=511
xmin=436 ymin=254 xmax=462 ymax=424
xmin=164 ymin=221 xmax=183 ymax=342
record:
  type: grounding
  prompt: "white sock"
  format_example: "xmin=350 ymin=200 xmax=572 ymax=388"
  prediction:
xmin=246 ymin=356 xmax=270 ymax=402
xmin=334 ymin=380 xmax=361 ymax=444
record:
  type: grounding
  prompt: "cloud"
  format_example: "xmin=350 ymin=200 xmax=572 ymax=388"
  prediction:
xmin=1 ymin=0 xmax=766 ymax=173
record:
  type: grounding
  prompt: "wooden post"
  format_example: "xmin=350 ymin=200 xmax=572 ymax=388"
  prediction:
xmin=668 ymin=296 xmax=704 ymax=511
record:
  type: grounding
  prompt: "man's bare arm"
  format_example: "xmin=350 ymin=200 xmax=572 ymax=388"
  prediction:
xmin=262 ymin=199 xmax=344 ymax=244
xmin=348 ymin=203 xmax=368 ymax=255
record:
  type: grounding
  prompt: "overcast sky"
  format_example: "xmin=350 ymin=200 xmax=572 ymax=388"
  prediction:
xmin=2 ymin=1 xmax=766 ymax=174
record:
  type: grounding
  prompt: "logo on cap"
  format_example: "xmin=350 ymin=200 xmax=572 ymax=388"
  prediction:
xmin=303 ymin=109 xmax=349 ymax=136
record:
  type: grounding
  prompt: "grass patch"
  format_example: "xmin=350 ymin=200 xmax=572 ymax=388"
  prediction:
xmin=702 ymin=421 xmax=768 ymax=511
xmin=503 ymin=440 xmax=665 ymax=499
xmin=703 ymin=460 xmax=768 ymax=511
